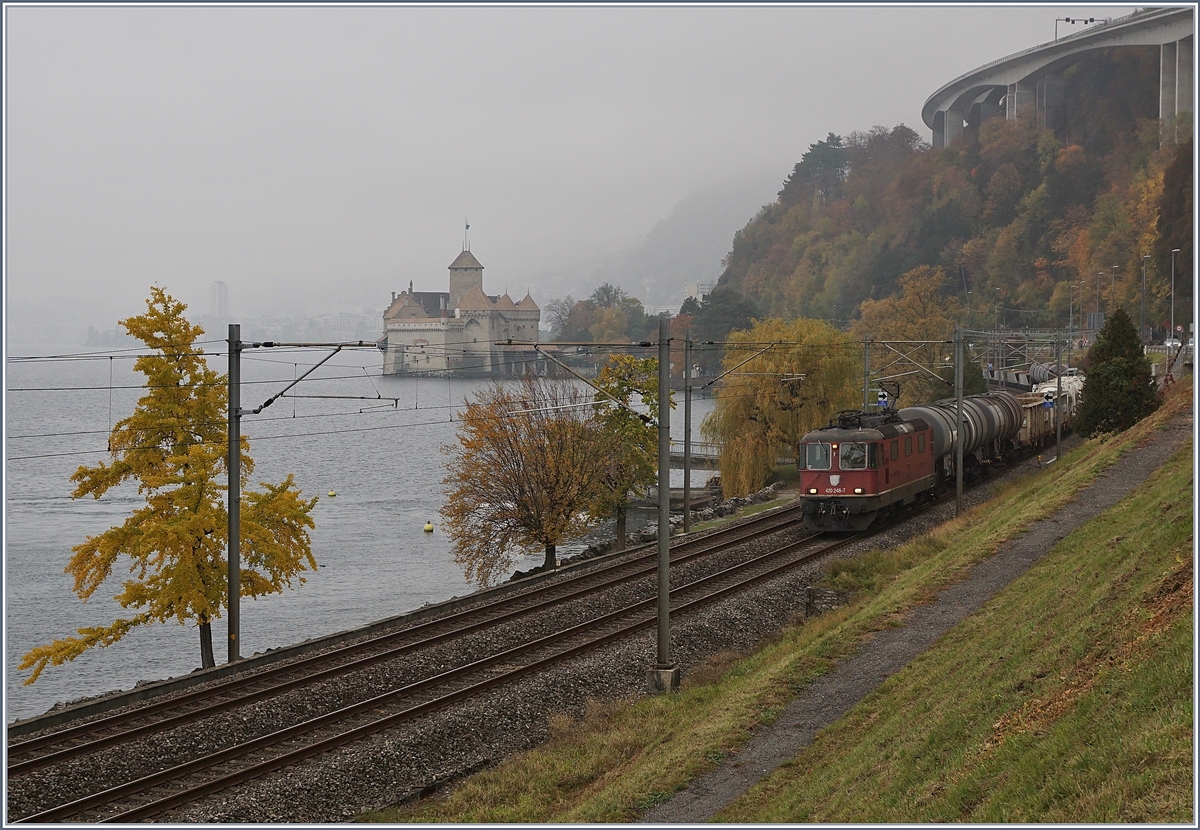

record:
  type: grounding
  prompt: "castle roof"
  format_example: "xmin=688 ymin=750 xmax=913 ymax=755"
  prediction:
xmin=518 ymin=293 xmax=540 ymax=311
xmin=384 ymin=293 xmax=431 ymax=320
xmin=495 ymin=293 xmax=518 ymax=310
xmin=449 ymin=249 xmax=483 ymax=270
xmin=455 ymin=284 xmax=495 ymax=312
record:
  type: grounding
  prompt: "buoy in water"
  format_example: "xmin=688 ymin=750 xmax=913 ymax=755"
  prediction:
xmin=424 ymin=521 xmax=434 ymax=533
xmin=328 ymin=490 xmax=337 ymax=497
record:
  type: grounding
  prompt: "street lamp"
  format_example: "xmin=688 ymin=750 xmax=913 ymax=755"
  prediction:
xmin=1069 ymin=284 xmax=1076 ymax=366
xmin=1056 ymin=16 xmax=1096 ymax=40
xmin=994 ymin=291 xmax=1001 ymax=378
xmin=1171 ymin=248 xmax=1181 ymax=345
xmin=1142 ymin=255 xmax=1151 ymax=343
xmin=1111 ymin=265 xmax=1118 ymax=312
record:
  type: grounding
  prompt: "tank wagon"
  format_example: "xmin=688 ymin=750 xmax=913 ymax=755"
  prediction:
xmin=799 ymin=387 xmax=1077 ymax=532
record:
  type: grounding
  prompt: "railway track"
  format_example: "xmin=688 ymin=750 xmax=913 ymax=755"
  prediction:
xmin=8 ymin=500 xmax=813 ymax=821
xmin=9 ymin=451 xmax=1044 ymax=823
xmin=14 ymin=527 xmax=852 ymax=823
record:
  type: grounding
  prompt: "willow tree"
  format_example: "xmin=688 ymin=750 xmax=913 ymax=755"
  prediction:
xmin=701 ymin=317 xmax=860 ymax=497
xmin=441 ymin=374 xmax=611 ymax=587
xmin=20 ymin=287 xmax=317 ymax=683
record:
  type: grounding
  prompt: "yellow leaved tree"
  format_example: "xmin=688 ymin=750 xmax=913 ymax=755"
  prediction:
xmin=702 ymin=317 xmax=860 ymax=497
xmin=850 ymin=265 xmax=962 ymax=408
xmin=20 ymin=287 xmax=318 ymax=683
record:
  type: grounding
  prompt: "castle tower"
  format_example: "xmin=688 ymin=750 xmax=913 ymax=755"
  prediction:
xmin=448 ymin=249 xmax=484 ymax=309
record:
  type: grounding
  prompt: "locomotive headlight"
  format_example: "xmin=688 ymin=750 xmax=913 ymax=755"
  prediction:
xmin=831 ymin=443 xmax=838 ymax=450
xmin=808 ymin=488 xmax=817 ymax=495
xmin=854 ymin=488 xmax=863 ymax=494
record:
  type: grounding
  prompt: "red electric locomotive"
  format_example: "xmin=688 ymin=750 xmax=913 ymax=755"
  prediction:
xmin=798 ymin=409 xmax=937 ymax=532
xmin=799 ymin=390 xmax=1029 ymax=532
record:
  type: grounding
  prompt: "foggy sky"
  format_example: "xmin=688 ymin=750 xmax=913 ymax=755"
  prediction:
xmin=4 ymin=3 xmax=1134 ymax=342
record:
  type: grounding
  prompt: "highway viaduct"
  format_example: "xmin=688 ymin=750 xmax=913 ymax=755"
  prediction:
xmin=923 ymin=7 xmax=1194 ymax=148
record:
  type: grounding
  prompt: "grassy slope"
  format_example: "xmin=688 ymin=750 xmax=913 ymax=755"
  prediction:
xmin=369 ymin=380 xmax=1193 ymax=824
xmin=722 ymin=445 xmax=1193 ymax=822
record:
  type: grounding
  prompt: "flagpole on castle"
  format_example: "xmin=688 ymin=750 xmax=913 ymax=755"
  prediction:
xmin=464 ymin=218 xmax=470 ymax=251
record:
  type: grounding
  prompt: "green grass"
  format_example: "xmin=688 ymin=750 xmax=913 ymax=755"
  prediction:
xmin=720 ymin=445 xmax=1193 ymax=822
xmin=364 ymin=380 xmax=1193 ymax=824
xmin=685 ymin=495 xmax=791 ymax=533
xmin=770 ymin=461 xmax=799 ymax=487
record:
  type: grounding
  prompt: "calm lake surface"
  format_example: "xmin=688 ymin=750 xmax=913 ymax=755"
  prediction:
xmin=4 ymin=342 xmax=714 ymax=723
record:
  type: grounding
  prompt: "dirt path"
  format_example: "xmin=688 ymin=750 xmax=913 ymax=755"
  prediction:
xmin=641 ymin=410 xmax=1194 ymax=824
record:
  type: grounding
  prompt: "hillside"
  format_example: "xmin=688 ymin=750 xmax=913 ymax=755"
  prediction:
xmin=713 ymin=48 xmax=1191 ymax=341
xmin=370 ymin=378 xmax=1193 ymax=823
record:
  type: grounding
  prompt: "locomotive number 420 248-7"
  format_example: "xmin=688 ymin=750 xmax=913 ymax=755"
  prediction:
xmin=824 ymin=487 xmax=846 ymax=494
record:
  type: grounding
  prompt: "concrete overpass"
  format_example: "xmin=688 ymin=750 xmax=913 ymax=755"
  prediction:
xmin=924 ymin=7 xmax=1194 ymax=147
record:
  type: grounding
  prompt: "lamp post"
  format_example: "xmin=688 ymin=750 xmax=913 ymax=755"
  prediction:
xmin=994 ymin=299 xmax=999 ymax=378
xmin=1171 ymin=248 xmax=1180 ymax=344
xmin=1111 ymin=265 xmax=1118 ymax=312
xmin=1142 ymin=255 xmax=1150 ymax=343
xmin=1069 ymin=284 xmax=1076 ymax=366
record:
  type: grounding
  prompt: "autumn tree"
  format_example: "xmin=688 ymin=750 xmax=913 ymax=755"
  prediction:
xmin=20 ymin=287 xmax=317 ymax=683
xmin=590 ymin=355 xmax=662 ymax=548
xmin=1074 ymin=307 xmax=1159 ymax=436
xmin=441 ymin=374 xmax=612 ymax=587
xmin=544 ymin=296 xmax=574 ymax=340
xmin=851 ymin=265 xmax=962 ymax=408
xmin=701 ymin=317 xmax=860 ymax=497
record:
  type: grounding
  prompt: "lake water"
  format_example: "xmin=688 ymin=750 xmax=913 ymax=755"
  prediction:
xmin=4 ymin=342 xmax=714 ymax=723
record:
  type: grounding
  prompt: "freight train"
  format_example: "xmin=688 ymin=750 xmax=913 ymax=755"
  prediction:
xmin=798 ymin=384 xmax=1079 ymax=532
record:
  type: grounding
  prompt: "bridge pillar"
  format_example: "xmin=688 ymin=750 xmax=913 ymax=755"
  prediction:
xmin=1006 ymin=80 xmax=1036 ymax=121
xmin=1161 ymin=40 xmax=1178 ymax=139
xmin=979 ymin=98 xmax=1003 ymax=125
xmin=1037 ymin=72 xmax=1065 ymax=134
xmin=1160 ymin=35 xmax=1194 ymax=144
xmin=944 ymin=108 xmax=964 ymax=146
xmin=932 ymin=110 xmax=945 ymax=149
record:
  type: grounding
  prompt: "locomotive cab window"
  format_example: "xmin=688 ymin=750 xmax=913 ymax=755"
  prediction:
xmin=839 ymin=442 xmax=867 ymax=470
xmin=918 ymin=433 xmax=926 ymax=453
xmin=806 ymin=442 xmax=831 ymax=470
xmin=905 ymin=436 xmax=912 ymax=456
xmin=890 ymin=440 xmax=898 ymax=461
xmin=868 ymin=443 xmax=880 ymax=468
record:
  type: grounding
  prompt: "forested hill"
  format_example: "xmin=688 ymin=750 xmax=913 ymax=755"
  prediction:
xmin=715 ymin=46 xmax=1192 ymax=337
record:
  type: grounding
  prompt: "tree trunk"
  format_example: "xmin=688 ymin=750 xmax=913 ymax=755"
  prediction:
xmin=615 ymin=502 xmax=627 ymax=551
xmin=198 ymin=618 xmax=215 ymax=669
xmin=543 ymin=543 xmax=556 ymax=571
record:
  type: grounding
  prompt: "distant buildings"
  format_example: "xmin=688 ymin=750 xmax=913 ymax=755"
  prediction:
xmin=684 ymin=281 xmax=715 ymax=302
xmin=381 ymin=248 xmax=541 ymax=377
xmin=200 ymin=280 xmax=231 ymax=336
xmin=210 ymin=281 xmax=229 ymax=318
